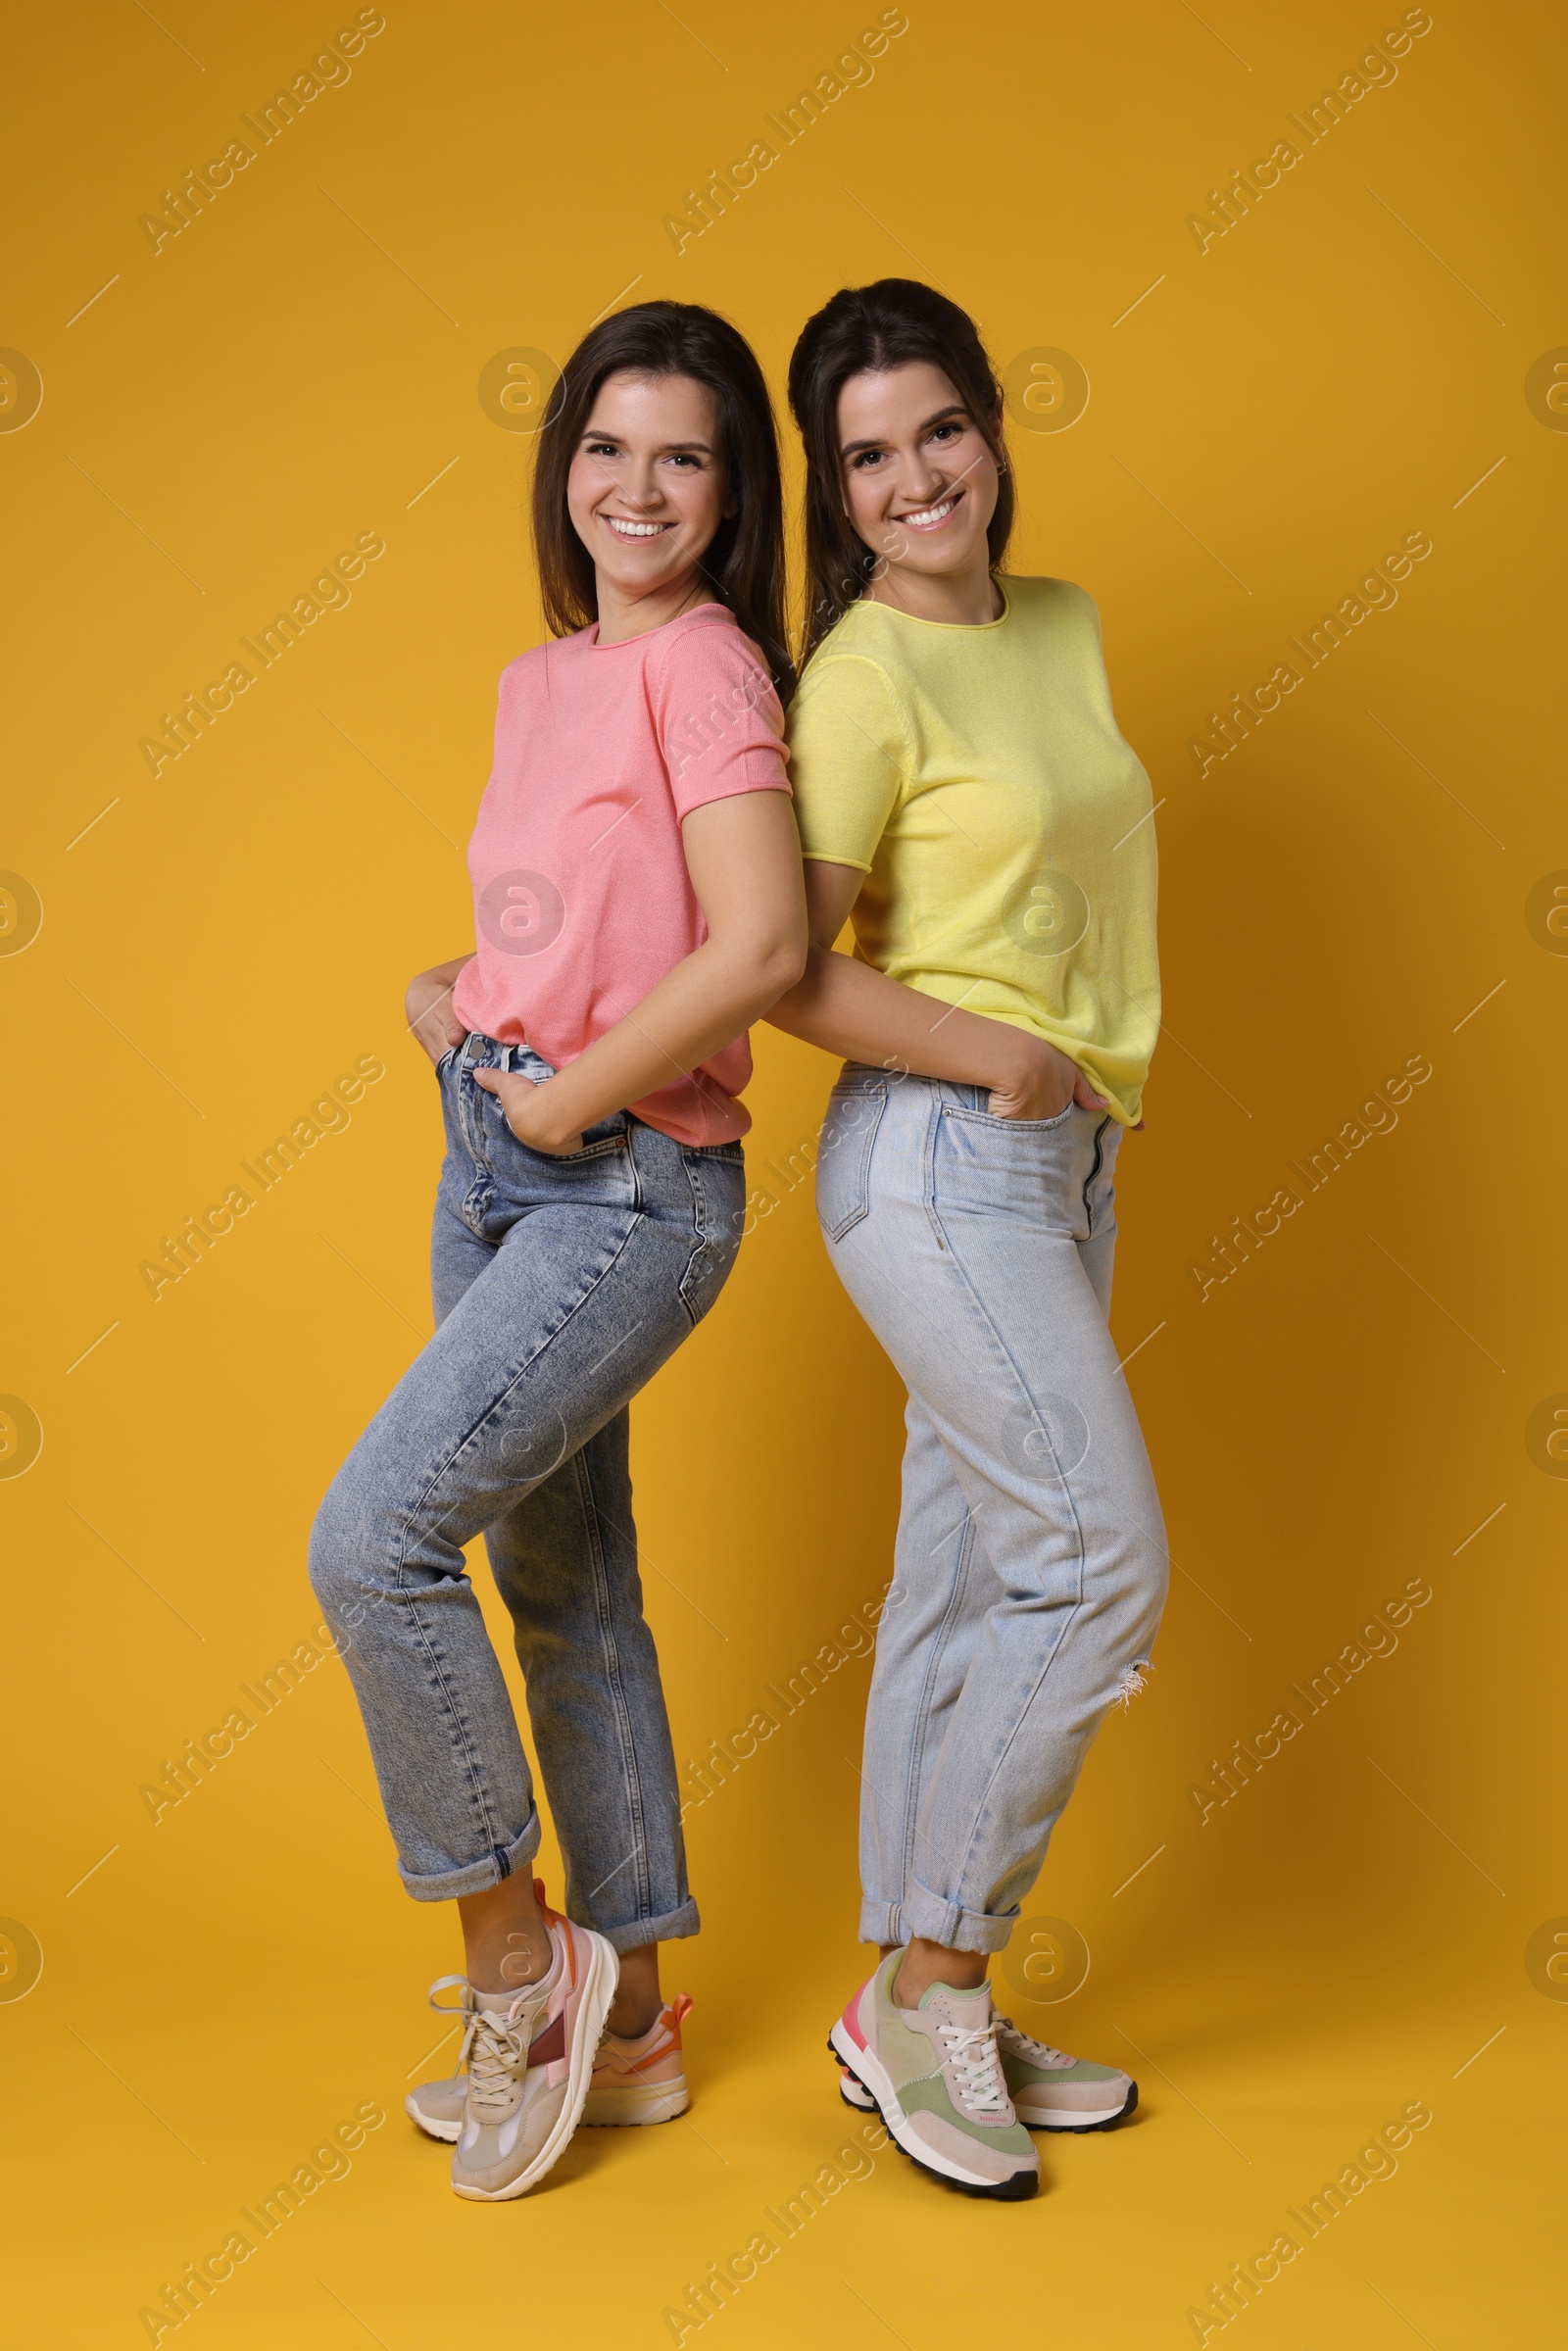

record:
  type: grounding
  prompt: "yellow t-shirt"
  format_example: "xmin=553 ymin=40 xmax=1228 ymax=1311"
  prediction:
xmin=786 ymin=575 xmax=1160 ymax=1125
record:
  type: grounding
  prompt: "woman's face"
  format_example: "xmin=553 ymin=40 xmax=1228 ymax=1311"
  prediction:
xmin=836 ymin=360 xmax=1000 ymax=585
xmin=566 ymin=370 xmax=733 ymax=607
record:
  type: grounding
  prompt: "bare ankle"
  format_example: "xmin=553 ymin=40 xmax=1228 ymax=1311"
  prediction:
xmin=458 ymin=1875 xmax=552 ymax=1994
xmin=606 ymin=1996 xmax=661 ymax=2037
xmin=607 ymin=1940 xmax=662 ymax=2037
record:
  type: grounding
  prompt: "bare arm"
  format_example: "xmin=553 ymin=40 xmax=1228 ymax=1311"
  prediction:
xmin=406 ymin=955 xmax=474 ymax=1062
xmin=765 ymin=861 xmax=1107 ymax=1121
xmin=472 ymin=790 xmax=808 ymax=1152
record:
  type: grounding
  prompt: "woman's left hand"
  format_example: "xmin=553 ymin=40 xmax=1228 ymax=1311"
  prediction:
xmin=470 ymin=1066 xmax=584 ymax=1156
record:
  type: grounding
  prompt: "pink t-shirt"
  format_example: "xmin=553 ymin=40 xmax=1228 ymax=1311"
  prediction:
xmin=453 ymin=603 xmax=791 ymax=1148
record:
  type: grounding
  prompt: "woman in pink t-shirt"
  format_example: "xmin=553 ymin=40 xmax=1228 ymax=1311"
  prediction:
xmin=309 ymin=303 xmax=805 ymax=2203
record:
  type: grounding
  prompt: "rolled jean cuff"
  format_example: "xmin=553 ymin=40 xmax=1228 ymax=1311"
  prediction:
xmin=596 ymin=1896 xmax=701 ymax=1954
xmin=899 ymin=1879 xmax=1014 ymax=1956
xmin=396 ymin=1812 xmax=541 ymax=1904
xmin=858 ymin=1894 xmax=905 ymax=1949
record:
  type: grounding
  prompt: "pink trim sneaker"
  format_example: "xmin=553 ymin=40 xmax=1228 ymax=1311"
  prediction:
xmin=581 ymin=1992 xmax=693 ymax=2126
xmin=448 ymin=1907 xmax=616 ymax=2202
xmin=838 ymin=2010 xmax=1137 ymax=2131
xmin=830 ymin=1952 xmax=1038 ymax=2200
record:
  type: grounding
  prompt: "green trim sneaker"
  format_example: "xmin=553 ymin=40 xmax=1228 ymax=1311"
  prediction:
xmin=993 ymin=2015 xmax=1136 ymax=2129
xmin=829 ymin=1952 xmax=1038 ymax=2200
xmin=839 ymin=2008 xmax=1136 ymax=2131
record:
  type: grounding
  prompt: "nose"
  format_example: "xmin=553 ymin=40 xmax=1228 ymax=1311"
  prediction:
xmin=896 ymin=449 xmax=946 ymax=508
xmin=620 ymin=459 xmax=665 ymax=512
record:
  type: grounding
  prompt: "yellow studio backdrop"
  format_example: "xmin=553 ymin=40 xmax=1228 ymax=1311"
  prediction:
xmin=2 ymin=0 xmax=1563 ymax=2342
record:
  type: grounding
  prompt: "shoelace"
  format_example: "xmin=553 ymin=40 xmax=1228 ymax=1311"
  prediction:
xmin=994 ymin=2013 xmax=1070 ymax=2068
xmin=425 ymin=1973 xmax=478 ymax=2077
xmin=466 ymin=1995 xmax=535 ymax=2118
xmin=937 ymin=2019 xmax=1009 ymax=2115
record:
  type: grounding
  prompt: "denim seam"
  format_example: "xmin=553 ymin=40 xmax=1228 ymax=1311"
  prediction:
xmin=900 ymin=1506 xmax=980 ymax=1921
xmin=918 ymin=1087 xmax=948 ymax=1252
xmin=820 ymin=1082 xmax=887 ymax=1242
xmin=409 ymin=1215 xmax=643 ymax=1543
xmin=385 ymin=1213 xmax=647 ymax=1876
xmin=385 ymin=1565 xmax=509 ymax=1870
xmin=1081 ymin=1114 xmax=1111 ymax=1236
xmin=625 ymin=1117 xmax=648 ymax=1221
xmin=941 ymin=1102 xmax=1076 ymax=1135
xmin=572 ymin=1445 xmax=653 ymax=1924
xmin=922 ymin=1137 xmax=1095 ymax=1920
xmin=677 ymin=1150 xmax=713 ymax=1326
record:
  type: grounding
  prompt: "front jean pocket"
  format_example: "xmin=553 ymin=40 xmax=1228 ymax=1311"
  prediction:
xmin=479 ymin=1082 xmax=629 ymax=1166
xmin=962 ymin=1097 xmax=1077 ymax=1132
xmin=815 ymin=1083 xmax=888 ymax=1242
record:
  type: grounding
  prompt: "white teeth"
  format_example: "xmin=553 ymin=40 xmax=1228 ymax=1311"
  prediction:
xmin=903 ymin=497 xmax=956 ymax=527
xmin=607 ymin=517 xmax=668 ymax=537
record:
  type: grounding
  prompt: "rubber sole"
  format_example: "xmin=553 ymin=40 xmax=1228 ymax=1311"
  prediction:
xmin=451 ymin=1934 xmax=620 ymax=2202
xmin=409 ymin=2068 xmax=692 ymax=2138
xmin=579 ymin=2077 xmax=691 ymax=2128
xmin=839 ymin=2061 xmax=1136 ymax=2132
xmin=828 ymin=2026 xmax=1038 ymax=2201
xmin=1027 ymin=2080 xmax=1139 ymax=2133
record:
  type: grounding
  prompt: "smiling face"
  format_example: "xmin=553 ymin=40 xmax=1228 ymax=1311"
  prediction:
xmin=836 ymin=360 xmax=1002 ymax=596
xmin=565 ymin=369 xmax=733 ymax=628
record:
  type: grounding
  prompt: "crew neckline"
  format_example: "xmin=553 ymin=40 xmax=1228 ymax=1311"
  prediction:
xmin=853 ymin=579 xmax=1012 ymax=634
xmin=587 ymin=599 xmax=728 ymax=652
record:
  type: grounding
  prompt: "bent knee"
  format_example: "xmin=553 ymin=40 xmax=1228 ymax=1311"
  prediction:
xmin=307 ymin=1469 xmax=382 ymax=1619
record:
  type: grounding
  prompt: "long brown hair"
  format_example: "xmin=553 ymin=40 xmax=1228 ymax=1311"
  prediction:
xmin=787 ymin=277 xmax=1014 ymax=673
xmin=531 ymin=301 xmax=793 ymax=700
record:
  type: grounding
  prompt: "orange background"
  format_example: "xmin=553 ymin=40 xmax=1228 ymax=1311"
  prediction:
xmin=2 ymin=1 xmax=1564 ymax=2343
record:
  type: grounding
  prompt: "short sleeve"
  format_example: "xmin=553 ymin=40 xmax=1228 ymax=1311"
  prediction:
xmin=653 ymin=616 xmax=791 ymax=821
xmin=785 ymin=655 xmax=908 ymax=873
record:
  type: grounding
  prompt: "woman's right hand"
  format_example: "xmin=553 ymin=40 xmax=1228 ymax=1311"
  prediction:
xmin=985 ymin=1033 xmax=1108 ymax=1121
xmin=406 ymin=958 xmax=472 ymax=1064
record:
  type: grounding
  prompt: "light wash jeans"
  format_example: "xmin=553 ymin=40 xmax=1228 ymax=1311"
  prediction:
xmin=815 ymin=1065 xmax=1168 ymax=1955
xmin=308 ymin=1035 xmax=744 ymax=1949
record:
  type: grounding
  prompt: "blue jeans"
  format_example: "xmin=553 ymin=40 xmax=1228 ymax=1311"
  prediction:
xmin=815 ymin=1066 xmax=1169 ymax=1955
xmin=309 ymin=1035 xmax=744 ymax=1949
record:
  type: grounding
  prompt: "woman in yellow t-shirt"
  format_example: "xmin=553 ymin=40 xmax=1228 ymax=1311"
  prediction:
xmin=768 ymin=279 xmax=1168 ymax=2203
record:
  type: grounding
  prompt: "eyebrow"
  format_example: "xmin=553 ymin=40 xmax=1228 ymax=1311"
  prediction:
xmin=579 ymin=424 xmax=717 ymax=456
xmin=839 ymin=404 xmax=969 ymax=459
